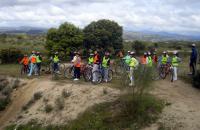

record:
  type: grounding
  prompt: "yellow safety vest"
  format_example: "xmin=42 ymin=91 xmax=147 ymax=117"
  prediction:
xmin=102 ymin=57 xmax=110 ymax=68
xmin=88 ymin=57 xmax=94 ymax=64
xmin=36 ymin=56 xmax=42 ymax=63
xmin=161 ymin=56 xmax=168 ymax=64
xmin=129 ymin=57 xmax=138 ymax=68
xmin=172 ymin=56 xmax=179 ymax=67
xmin=53 ymin=55 xmax=59 ymax=63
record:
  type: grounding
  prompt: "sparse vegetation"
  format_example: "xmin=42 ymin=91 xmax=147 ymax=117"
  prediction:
xmin=0 ymin=77 xmax=20 ymax=111
xmin=22 ymin=91 xmax=43 ymax=111
xmin=6 ymin=94 xmax=164 ymax=130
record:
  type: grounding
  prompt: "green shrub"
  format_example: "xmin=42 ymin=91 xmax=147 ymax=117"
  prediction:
xmin=33 ymin=92 xmax=43 ymax=100
xmin=193 ymin=71 xmax=200 ymax=88
xmin=0 ymin=96 xmax=11 ymax=111
xmin=44 ymin=104 xmax=53 ymax=113
xmin=55 ymin=97 xmax=64 ymax=110
xmin=0 ymin=48 xmax=23 ymax=64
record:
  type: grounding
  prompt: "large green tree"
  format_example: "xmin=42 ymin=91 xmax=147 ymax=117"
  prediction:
xmin=83 ymin=19 xmax=123 ymax=51
xmin=46 ymin=22 xmax=83 ymax=56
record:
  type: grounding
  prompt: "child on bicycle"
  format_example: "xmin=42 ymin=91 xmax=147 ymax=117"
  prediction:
xmin=171 ymin=51 xmax=181 ymax=81
xmin=129 ymin=51 xmax=139 ymax=86
xmin=20 ymin=54 xmax=29 ymax=74
xmin=102 ymin=52 xmax=111 ymax=83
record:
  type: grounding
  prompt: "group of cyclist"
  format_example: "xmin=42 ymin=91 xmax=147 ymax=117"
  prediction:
xmin=20 ymin=43 xmax=198 ymax=86
xmin=121 ymin=49 xmax=181 ymax=86
xmin=20 ymin=51 xmax=42 ymax=76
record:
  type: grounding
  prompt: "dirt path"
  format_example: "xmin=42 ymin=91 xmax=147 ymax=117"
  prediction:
xmin=0 ymin=79 xmax=40 ymax=130
xmin=147 ymin=80 xmax=200 ymax=130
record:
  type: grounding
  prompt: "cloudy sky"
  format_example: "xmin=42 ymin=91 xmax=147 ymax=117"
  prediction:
xmin=0 ymin=0 xmax=200 ymax=35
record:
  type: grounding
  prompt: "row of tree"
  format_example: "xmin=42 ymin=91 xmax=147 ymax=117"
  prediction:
xmin=45 ymin=19 xmax=123 ymax=55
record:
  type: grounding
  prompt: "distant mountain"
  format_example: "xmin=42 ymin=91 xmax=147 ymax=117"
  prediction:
xmin=0 ymin=26 xmax=48 ymax=35
xmin=123 ymin=30 xmax=200 ymax=42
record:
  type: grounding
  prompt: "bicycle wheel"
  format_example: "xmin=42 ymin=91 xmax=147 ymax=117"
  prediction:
xmin=59 ymin=63 xmax=66 ymax=72
xmin=64 ymin=66 xmax=74 ymax=79
xmin=108 ymin=69 xmax=113 ymax=82
xmin=20 ymin=66 xmax=25 ymax=76
xmin=159 ymin=66 xmax=166 ymax=79
xmin=83 ymin=67 xmax=92 ymax=82
xmin=92 ymin=71 xmax=102 ymax=84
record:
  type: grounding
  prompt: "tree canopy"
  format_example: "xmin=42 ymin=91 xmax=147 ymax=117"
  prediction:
xmin=83 ymin=19 xmax=123 ymax=51
xmin=46 ymin=22 xmax=83 ymax=55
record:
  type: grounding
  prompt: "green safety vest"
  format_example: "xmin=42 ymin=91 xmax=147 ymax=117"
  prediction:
xmin=36 ymin=56 xmax=42 ymax=63
xmin=53 ymin=55 xmax=59 ymax=63
xmin=129 ymin=57 xmax=138 ymax=68
xmin=161 ymin=56 xmax=168 ymax=64
xmin=124 ymin=55 xmax=131 ymax=64
xmin=88 ymin=57 xmax=94 ymax=64
xmin=147 ymin=56 xmax=153 ymax=67
xmin=102 ymin=57 xmax=110 ymax=68
xmin=172 ymin=56 xmax=179 ymax=67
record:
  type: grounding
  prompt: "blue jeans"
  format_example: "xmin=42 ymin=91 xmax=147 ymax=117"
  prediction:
xmin=103 ymin=67 xmax=109 ymax=81
xmin=28 ymin=63 xmax=36 ymax=76
xmin=53 ymin=63 xmax=59 ymax=72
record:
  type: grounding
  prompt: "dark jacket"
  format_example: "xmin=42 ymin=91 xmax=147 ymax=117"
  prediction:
xmin=191 ymin=47 xmax=198 ymax=62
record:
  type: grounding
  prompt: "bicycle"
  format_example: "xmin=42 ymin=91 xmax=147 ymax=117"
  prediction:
xmin=64 ymin=64 xmax=92 ymax=81
xmin=92 ymin=66 xmax=113 ymax=84
xmin=159 ymin=63 xmax=174 ymax=82
xmin=20 ymin=64 xmax=30 ymax=76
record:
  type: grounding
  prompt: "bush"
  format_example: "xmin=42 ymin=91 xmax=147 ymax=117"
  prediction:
xmin=0 ymin=48 xmax=23 ymax=64
xmin=193 ymin=71 xmax=200 ymax=88
xmin=55 ymin=97 xmax=65 ymax=110
xmin=62 ymin=89 xmax=72 ymax=98
xmin=132 ymin=40 xmax=146 ymax=55
xmin=33 ymin=92 xmax=43 ymax=100
xmin=0 ymin=96 xmax=11 ymax=111
xmin=44 ymin=104 xmax=53 ymax=113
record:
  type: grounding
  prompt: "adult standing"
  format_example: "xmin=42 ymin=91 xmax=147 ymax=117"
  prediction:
xmin=28 ymin=51 xmax=37 ymax=76
xmin=36 ymin=52 xmax=42 ymax=75
xmin=92 ymin=50 xmax=101 ymax=82
xmin=189 ymin=44 xmax=198 ymax=75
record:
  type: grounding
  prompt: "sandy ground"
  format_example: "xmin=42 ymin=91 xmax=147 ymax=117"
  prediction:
xmin=144 ymin=80 xmax=200 ymax=130
xmin=0 ymin=77 xmax=120 ymax=130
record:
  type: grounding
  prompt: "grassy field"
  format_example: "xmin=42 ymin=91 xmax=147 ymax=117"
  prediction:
xmin=0 ymin=64 xmax=20 ymax=77
xmin=0 ymin=34 xmax=46 ymax=54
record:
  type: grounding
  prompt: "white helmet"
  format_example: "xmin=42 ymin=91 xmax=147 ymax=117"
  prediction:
xmin=148 ymin=52 xmax=151 ymax=55
xmin=173 ymin=51 xmax=178 ymax=55
xmin=192 ymin=43 xmax=196 ymax=47
xmin=130 ymin=51 xmax=135 ymax=55
xmin=163 ymin=51 xmax=167 ymax=54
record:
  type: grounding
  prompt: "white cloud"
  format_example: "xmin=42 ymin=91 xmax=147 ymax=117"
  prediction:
xmin=0 ymin=0 xmax=200 ymax=35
